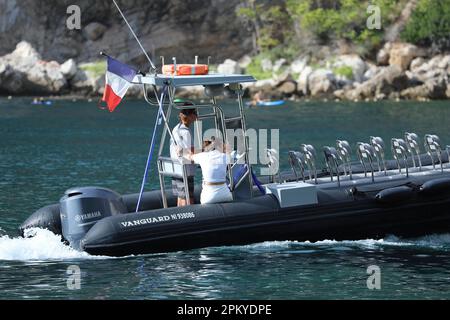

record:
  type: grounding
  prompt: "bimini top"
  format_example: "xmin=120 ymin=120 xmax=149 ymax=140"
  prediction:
xmin=132 ymin=73 xmax=256 ymax=87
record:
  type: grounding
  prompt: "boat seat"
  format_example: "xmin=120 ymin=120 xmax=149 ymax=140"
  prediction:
xmin=424 ymin=134 xmax=443 ymax=172
xmin=288 ymin=151 xmax=306 ymax=182
xmin=299 ymin=144 xmax=318 ymax=184
xmin=391 ymin=138 xmax=409 ymax=177
xmin=336 ymin=140 xmax=352 ymax=179
xmin=323 ymin=146 xmax=341 ymax=186
xmin=370 ymin=136 xmax=387 ymax=174
xmin=356 ymin=142 xmax=375 ymax=182
xmin=405 ymin=132 xmax=422 ymax=170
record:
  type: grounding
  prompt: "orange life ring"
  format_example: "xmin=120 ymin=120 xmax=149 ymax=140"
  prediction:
xmin=162 ymin=64 xmax=209 ymax=76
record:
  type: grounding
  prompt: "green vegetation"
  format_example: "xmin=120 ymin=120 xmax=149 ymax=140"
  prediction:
xmin=79 ymin=60 xmax=107 ymax=77
xmin=237 ymin=1 xmax=294 ymax=54
xmin=333 ymin=65 xmax=354 ymax=79
xmin=236 ymin=0 xmax=450 ymax=76
xmin=286 ymin=0 xmax=402 ymax=45
xmin=208 ymin=64 xmax=218 ymax=73
xmin=401 ymin=0 xmax=450 ymax=48
xmin=245 ymin=55 xmax=274 ymax=80
xmin=237 ymin=0 xmax=405 ymax=60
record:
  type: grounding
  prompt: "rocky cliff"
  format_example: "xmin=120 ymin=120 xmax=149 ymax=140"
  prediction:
xmin=1 ymin=1 xmax=449 ymax=101
xmin=0 ymin=0 xmax=252 ymax=67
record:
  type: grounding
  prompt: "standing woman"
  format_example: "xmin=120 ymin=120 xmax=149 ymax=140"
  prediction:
xmin=185 ymin=137 xmax=233 ymax=205
xmin=170 ymin=106 xmax=198 ymax=207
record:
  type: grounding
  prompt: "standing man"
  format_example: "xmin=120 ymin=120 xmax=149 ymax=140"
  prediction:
xmin=170 ymin=103 xmax=198 ymax=207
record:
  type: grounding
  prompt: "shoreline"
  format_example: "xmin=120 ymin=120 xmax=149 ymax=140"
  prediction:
xmin=1 ymin=94 xmax=445 ymax=104
xmin=1 ymin=42 xmax=449 ymax=102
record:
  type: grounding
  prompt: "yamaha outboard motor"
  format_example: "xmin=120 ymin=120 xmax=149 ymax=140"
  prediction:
xmin=60 ymin=187 xmax=127 ymax=250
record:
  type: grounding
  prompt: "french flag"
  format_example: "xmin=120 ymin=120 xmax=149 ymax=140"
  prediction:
xmin=101 ymin=56 xmax=137 ymax=112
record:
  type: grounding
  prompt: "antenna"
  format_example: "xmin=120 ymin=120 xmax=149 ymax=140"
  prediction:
xmin=172 ymin=57 xmax=177 ymax=76
xmin=112 ymin=0 xmax=156 ymax=72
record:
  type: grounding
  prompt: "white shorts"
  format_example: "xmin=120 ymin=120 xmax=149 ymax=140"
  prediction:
xmin=200 ymin=184 xmax=233 ymax=204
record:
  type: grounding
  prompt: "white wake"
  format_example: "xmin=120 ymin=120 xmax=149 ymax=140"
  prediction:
xmin=237 ymin=233 xmax=450 ymax=251
xmin=0 ymin=228 xmax=105 ymax=261
xmin=1 ymin=227 xmax=449 ymax=261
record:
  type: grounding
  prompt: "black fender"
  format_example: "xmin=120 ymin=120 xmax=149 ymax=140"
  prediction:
xmin=420 ymin=177 xmax=450 ymax=195
xmin=19 ymin=204 xmax=61 ymax=236
xmin=375 ymin=186 xmax=415 ymax=204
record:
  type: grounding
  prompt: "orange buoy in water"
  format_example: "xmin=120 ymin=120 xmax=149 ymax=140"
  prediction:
xmin=162 ymin=64 xmax=209 ymax=76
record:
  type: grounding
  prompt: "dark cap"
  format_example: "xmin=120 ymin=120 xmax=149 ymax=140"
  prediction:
xmin=180 ymin=108 xmax=197 ymax=116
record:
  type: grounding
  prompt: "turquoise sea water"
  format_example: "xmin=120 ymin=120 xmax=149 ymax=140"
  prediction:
xmin=0 ymin=97 xmax=449 ymax=299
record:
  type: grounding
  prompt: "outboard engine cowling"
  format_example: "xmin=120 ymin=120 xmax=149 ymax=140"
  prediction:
xmin=60 ymin=187 xmax=126 ymax=250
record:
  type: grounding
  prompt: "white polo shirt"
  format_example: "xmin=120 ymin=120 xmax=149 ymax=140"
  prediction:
xmin=170 ymin=123 xmax=196 ymax=177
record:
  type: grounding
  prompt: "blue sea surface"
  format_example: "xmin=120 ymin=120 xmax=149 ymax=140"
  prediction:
xmin=0 ymin=97 xmax=449 ymax=299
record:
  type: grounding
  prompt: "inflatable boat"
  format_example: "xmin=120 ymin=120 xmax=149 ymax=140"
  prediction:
xmin=19 ymin=73 xmax=450 ymax=257
xmin=256 ymin=100 xmax=285 ymax=107
xmin=245 ymin=100 xmax=285 ymax=108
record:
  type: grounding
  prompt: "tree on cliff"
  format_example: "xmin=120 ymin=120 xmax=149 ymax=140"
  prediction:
xmin=237 ymin=0 xmax=450 ymax=60
xmin=237 ymin=0 xmax=292 ymax=55
xmin=401 ymin=0 xmax=450 ymax=52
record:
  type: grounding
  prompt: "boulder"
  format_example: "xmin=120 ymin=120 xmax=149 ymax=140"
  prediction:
xmin=438 ymin=55 xmax=450 ymax=69
xmin=71 ymin=68 xmax=102 ymax=94
xmin=363 ymin=63 xmax=379 ymax=81
xmin=400 ymin=76 xmax=447 ymax=100
xmin=9 ymin=41 xmax=41 ymax=62
xmin=333 ymin=75 xmax=352 ymax=89
xmin=60 ymin=59 xmax=78 ymax=79
xmin=260 ymin=58 xmax=273 ymax=72
xmin=0 ymin=41 xmax=66 ymax=94
xmin=297 ymin=66 xmax=313 ymax=95
xmin=1 ymin=41 xmax=41 ymax=72
xmin=276 ymin=80 xmax=297 ymax=95
xmin=413 ymin=55 xmax=448 ymax=75
xmin=217 ymin=59 xmax=241 ymax=75
xmin=401 ymin=85 xmax=429 ymax=100
xmin=0 ymin=62 xmax=24 ymax=93
xmin=410 ymin=57 xmax=425 ymax=72
xmin=377 ymin=42 xmax=392 ymax=65
xmin=83 ymin=22 xmax=107 ymax=41
xmin=389 ymin=92 xmax=400 ymax=100
xmin=238 ymin=55 xmax=252 ymax=70
xmin=308 ymin=69 xmax=336 ymax=97
xmin=290 ymin=56 xmax=309 ymax=74
xmin=273 ymin=59 xmax=287 ymax=73
xmin=343 ymin=66 xmax=407 ymax=100
xmin=273 ymin=71 xmax=293 ymax=85
xmin=24 ymin=61 xmax=66 ymax=93
xmin=425 ymin=76 xmax=448 ymax=99
xmin=333 ymin=89 xmax=346 ymax=100
xmin=252 ymin=79 xmax=277 ymax=93
xmin=388 ymin=42 xmax=420 ymax=71
xmin=410 ymin=58 xmax=448 ymax=83
xmin=333 ymin=54 xmax=367 ymax=82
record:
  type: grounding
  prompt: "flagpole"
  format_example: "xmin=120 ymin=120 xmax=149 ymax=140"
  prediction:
xmin=112 ymin=0 xmax=157 ymax=72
